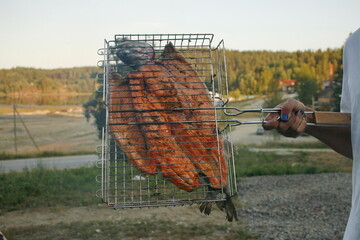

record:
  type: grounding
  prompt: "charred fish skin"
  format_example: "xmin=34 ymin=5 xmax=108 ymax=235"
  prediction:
xmin=128 ymin=65 xmax=200 ymax=192
xmin=109 ymin=41 xmax=157 ymax=175
xmin=108 ymin=72 xmax=157 ymax=175
xmin=159 ymin=42 xmax=227 ymax=189
xmin=160 ymin=42 xmax=238 ymax=221
xmin=116 ymin=41 xmax=155 ymax=68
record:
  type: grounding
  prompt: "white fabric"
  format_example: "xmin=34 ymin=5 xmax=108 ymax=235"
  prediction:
xmin=340 ymin=27 xmax=360 ymax=240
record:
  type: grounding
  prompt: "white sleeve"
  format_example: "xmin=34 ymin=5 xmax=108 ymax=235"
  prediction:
xmin=340 ymin=72 xmax=351 ymax=113
xmin=340 ymin=44 xmax=351 ymax=113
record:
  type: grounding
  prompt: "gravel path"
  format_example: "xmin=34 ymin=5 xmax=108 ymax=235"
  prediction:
xmin=237 ymin=173 xmax=352 ymax=240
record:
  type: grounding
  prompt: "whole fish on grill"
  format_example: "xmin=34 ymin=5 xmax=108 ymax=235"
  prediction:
xmin=110 ymin=41 xmax=237 ymax=221
xmin=158 ymin=43 xmax=227 ymax=189
xmin=158 ymin=43 xmax=237 ymax=221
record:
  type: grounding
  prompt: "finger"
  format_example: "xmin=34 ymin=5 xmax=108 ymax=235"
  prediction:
xmin=277 ymin=111 xmax=306 ymax=137
xmin=263 ymin=122 xmax=278 ymax=130
xmin=280 ymin=99 xmax=305 ymax=121
xmin=294 ymin=111 xmax=307 ymax=134
xmin=277 ymin=113 xmax=297 ymax=131
xmin=264 ymin=112 xmax=280 ymax=122
xmin=281 ymin=119 xmax=306 ymax=138
xmin=280 ymin=101 xmax=293 ymax=121
xmin=263 ymin=113 xmax=280 ymax=130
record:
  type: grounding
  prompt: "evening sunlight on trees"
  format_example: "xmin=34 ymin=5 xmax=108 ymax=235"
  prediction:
xmin=225 ymin=48 xmax=343 ymax=105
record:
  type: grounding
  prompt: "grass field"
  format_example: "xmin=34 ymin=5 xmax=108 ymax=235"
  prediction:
xmin=0 ymin=109 xmax=100 ymax=156
xmin=235 ymin=146 xmax=352 ymax=176
xmin=0 ymin=148 xmax=351 ymax=213
xmin=0 ymin=165 xmax=257 ymax=239
xmin=0 ymin=103 xmax=353 ymax=239
xmin=0 ymin=145 xmax=352 ymax=239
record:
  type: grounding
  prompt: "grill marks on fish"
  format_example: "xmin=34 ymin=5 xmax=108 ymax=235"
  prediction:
xmin=108 ymin=41 xmax=237 ymax=221
xmin=158 ymin=43 xmax=227 ymax=188
xmin=128 ymin=65 xmax=199 ymax=191
xmin=108 ymin=73 xmax=157 ymax=174
xmin=109 ymin=42 xmax=227 ymax=191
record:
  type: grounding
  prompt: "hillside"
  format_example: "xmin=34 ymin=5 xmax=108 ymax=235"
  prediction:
xmin=0 ymin=66 xmax=99 ymax=95
xmin=0 ymin=48 xmax=343 ymax=103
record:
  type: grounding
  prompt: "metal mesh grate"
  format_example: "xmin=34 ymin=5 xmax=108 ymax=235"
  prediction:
xmin=96 ymin=33 xmax=236 ymax=208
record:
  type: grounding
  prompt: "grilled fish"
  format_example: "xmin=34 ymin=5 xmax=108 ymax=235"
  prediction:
xmin=110 ymin=41 xmax=237 ymax=220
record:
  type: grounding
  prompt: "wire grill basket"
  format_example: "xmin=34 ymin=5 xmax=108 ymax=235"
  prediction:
xmin=96 ymin=33 xmax=237 ymax=209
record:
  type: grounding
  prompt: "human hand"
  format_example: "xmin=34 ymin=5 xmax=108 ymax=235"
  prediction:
xmin=262 ymin=99 xmax=309 ymax=138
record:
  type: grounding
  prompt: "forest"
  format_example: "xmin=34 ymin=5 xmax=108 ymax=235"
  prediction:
xmin=0 ymin=67 xmax=99 ymax=95
xmin=0 ymin=48 xmax=343 ymax=107
xmin=226 ymin=48 xmax=342 ymax=95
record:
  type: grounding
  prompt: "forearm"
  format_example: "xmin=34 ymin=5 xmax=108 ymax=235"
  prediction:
xmin=304 ymin=125 xmax=353 ymax=159
xmin=263 ymin=99 xmax=353 ymax=159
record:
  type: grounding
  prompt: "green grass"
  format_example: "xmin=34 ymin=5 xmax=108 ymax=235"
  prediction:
xmin=249 ymin=140 xmax=329 ymax=149
xmin=0 ymin=147 xmax=351 ymax=214
xmin=234 ymin=146 xmax=352 ymax=177
xmin=3 ymin=218 xmax=258 ymax=240
xmin=0 ymin=147 xmax=351 ymax=240
xmin=0 ymin=165 xmax=100 ymax=213
xmin=0 ymin=165 xmax=258 ymax=240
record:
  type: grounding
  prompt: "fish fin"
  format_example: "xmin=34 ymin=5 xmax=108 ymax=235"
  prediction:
xmin=214 ymin=191 xmax=238 ymax=222
xmin=161 ymin=42 xmax=187 ymax=62
xmin=225 ymin=193 xmax=238 ymax=222
xmin=199 ymin=202 xmax=212 ymax=216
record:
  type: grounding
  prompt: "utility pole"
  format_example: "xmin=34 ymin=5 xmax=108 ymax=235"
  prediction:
xmin=13 ymin=104 xmax=18 ymax=153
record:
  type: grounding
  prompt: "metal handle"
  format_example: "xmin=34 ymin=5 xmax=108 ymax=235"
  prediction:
xmin=220 ymin=107 xmax=312 ymax=116
xmin=107 ymin=107 xmax=351 ymax=127
xmin=218 ymin=108 xmax=351 ymax=127
xmin=308 ymin=112 xmax=351 ymax=126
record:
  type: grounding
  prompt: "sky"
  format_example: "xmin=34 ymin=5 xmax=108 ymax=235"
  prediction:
xmin=1 ymin=0 xmax=360 ymax=69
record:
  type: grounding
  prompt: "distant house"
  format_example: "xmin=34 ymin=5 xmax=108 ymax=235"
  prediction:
xmin=315 ymin=86 xmax=334 ymax=111
xmin=279 ymin=79 xmax=296 ymax=93
xmin=317 ymin=63 xmax=335 ymax=100
xmin=317 ymin=86 xmax=334 ymax=103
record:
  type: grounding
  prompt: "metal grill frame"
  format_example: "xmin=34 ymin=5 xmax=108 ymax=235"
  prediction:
xmin=96 ymin=33 xmax=237 ymax=209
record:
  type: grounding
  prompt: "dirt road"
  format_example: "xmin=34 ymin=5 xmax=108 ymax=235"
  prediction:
xmin=0 ymin=154 xmax=98 ymax=173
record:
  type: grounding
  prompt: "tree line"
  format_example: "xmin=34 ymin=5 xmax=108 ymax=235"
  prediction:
xmin=1 ymin=48 xmax=343 ymax=106
xmin=82 ymin=48 xmax=343 ymax=139
xmin=0 ymin=67 xmax=99 ymax=95
xmin=225 ymin=48 xmax=342 ymax=96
